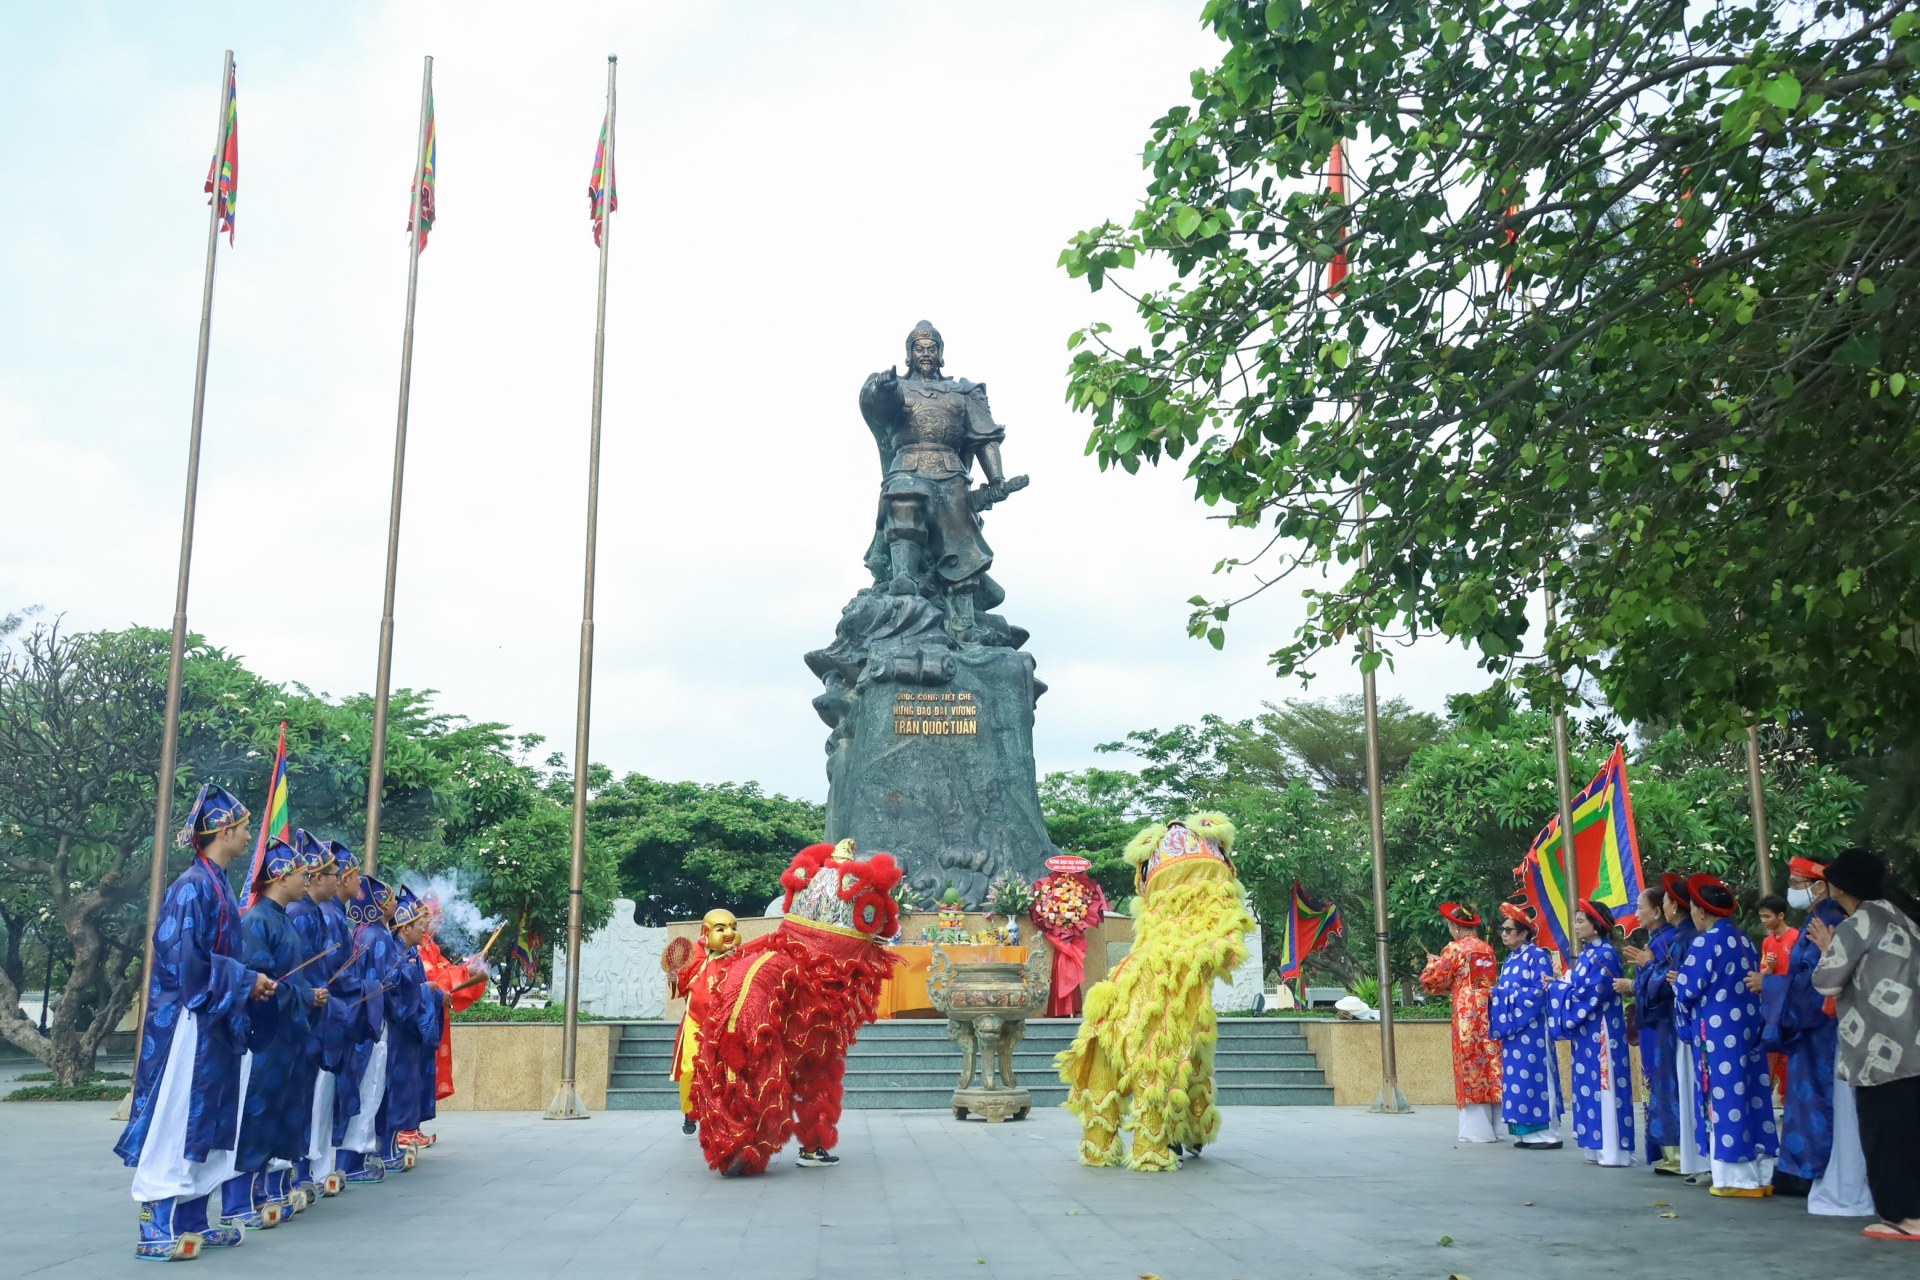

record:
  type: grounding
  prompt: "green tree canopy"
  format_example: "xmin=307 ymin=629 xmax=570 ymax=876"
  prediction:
xmin=1060 ymin=0 xmax=1920 ymax=748
xmin=590 ymin=775 xmax=826 ymax=925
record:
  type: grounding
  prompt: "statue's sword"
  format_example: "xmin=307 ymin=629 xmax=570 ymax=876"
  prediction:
xmin=968 ymin=474 xmax=1029 ymax=513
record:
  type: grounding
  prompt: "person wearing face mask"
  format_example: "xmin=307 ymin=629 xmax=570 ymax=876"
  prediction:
xmin=1808 ymin=847 xmax=1920 ymax=1242
xmin=1754 ymin=856 xmax=1856 ymax=1204
xmin=1671 ymin=873 xmax=1780 ymax=1197
xmin=1620 ymin=884 xmax=1681 ymax=1173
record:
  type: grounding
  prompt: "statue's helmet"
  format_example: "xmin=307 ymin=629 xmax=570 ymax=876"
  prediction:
xmin=905 ymin=320 xmax=944 ymax=370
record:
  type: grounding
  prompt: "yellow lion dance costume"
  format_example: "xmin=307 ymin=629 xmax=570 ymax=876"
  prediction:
xmin=1056 ymin=812 xmax=1255 ymax=1171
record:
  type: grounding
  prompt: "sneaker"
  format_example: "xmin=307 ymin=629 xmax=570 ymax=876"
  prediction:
xmin=682 ymin=1117 xmax=697 ymax=1135
xmin=796 ymin=1148 xmax=840 ymax=1168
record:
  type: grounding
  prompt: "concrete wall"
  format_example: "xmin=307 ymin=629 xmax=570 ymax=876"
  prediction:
xmin=1296 ymin=1018 xmax=1647 ymax=1108
xmin=438 ymin=1023 xmax=612 ymax=1112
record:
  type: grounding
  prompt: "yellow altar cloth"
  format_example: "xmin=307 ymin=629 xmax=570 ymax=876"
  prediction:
xmin=875 ymin=944 xmax=1028 ymax=1019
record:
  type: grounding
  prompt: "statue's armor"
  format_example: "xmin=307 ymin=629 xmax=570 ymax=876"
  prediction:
xmin=859 ymin=372 xmax=1007 ymax=592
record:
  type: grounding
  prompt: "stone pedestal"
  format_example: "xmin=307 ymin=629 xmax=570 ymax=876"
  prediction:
xmin=808 ymin=589 xmax=1057 ymax=907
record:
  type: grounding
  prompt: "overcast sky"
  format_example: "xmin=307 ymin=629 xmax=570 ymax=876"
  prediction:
xmin=0 ymin=1 xmax=1494 ymax=803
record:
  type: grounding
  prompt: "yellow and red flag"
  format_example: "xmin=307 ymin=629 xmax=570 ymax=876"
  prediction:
xmin=409 ymin=90 xmax=437 ymax=251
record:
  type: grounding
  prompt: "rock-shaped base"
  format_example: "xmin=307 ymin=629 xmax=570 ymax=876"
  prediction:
xmin=819 ymin=643 xmax=1055 ymax=905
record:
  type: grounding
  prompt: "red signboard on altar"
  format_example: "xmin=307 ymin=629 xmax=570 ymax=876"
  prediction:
xmin=1045 ymin=855 xmax=1091 ymax=874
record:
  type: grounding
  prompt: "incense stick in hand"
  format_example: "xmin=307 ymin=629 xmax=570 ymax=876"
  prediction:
xmin=277 ymin=941 xmax=339 ymax=982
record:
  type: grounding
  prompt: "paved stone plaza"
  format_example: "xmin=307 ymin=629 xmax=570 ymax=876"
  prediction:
xmin=1 ymin=1098 xmax=1906 ymax=1280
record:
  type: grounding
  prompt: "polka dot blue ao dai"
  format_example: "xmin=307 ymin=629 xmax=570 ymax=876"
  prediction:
xmin=1551 ymin=938 xmax=1635 ymax=1155
xmin=1672 ymin=918 xmax=1780 ymax=1165
xmin=1489 ymin=942 xmax=1563 ymax=1130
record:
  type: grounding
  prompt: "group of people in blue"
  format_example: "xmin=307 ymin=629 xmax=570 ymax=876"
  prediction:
xmin=116 ymin=782 xmax=452 ymax=1260
xmin=1472 ymin=860 xmax=1870 ymax=1210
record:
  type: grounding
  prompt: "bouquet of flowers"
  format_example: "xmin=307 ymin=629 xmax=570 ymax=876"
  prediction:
xmin=984 ymin=875 xmax=1035 ymax=920
xmin=1032 ymin=875 xmax=1097 ymax=933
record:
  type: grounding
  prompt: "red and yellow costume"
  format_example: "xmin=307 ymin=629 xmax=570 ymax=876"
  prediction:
xmin=1419 ymin=905 xmax=1501 ymax=1107
xmin=668 ymin=911 xmax=740 ymax=1116
xmin=420 ymin=936 xmax=487 ymax=1102
xmin=690 ymin=841 xmax=902 ymax=1176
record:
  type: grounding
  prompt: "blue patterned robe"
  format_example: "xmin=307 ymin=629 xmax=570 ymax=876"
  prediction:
xmin=115 ymin=857 xmax=255 ymax=1167
xmin=1762 ymin=897 xmax=1846 ymax=1180
xmin=334 ymin=920 xmax=399 ymax=1146
xmin=233 ymin=898 xmax=319 ymax=1172
xmin=1552 ymin=939 xmax=1635 ymax=1155
xmin=1633 ymin=923 xmax=1681 ymax=1160
xmin=377 ymin=940 xmax=445 ymax=1139
xmin=1673 ymin=919 xmax=1779 ymax=1165
xmin=1489 ymin=942 xmax=1562 ymax=1130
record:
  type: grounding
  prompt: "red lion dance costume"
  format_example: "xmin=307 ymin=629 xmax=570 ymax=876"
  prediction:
xmin=691 ymin=840 xmax=901 ymax=1176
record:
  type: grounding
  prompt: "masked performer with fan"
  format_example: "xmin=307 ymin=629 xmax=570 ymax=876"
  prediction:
xmin=664 ymin=909 xmax=742 ymax=1134
xmin=691 ymin=841 xmax=902 ymax=1176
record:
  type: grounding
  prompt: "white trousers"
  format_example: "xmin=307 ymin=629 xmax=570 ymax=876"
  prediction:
xmin=306 ymin=1070 xmax=337 ymax=1178
xmin=1588 ymin=1086 xmax=1634 ymax=1166
xmin=340 ymin=1030 xmax=388 ymax=1155
xmin=1675 ymin=1043 xmax=1709 ymax=1174
xmin=1809 ymin=1071 xmax=1876 ymax=1216
xmin=129 ymin=1010 xmax=253 ymax=1203
xmin=1712 ymin=1155 xmax=1777 ymax=1189
xmin=1458 ymin=1103 xmax=1502 ymax=1143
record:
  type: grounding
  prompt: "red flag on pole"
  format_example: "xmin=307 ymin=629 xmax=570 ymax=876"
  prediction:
xmin=1327 ymin=140 xmax=1348 ymax=294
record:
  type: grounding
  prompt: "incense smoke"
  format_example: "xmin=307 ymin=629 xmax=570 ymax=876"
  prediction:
xmin=401 ymin=869 xmax=501 ymax=958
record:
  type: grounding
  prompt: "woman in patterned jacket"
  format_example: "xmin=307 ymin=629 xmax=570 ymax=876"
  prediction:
xmin=1420 ymin=902 xmax=1502 ymax=1143
xmin=1489 ymin=903 xmax=1563 ymax=1149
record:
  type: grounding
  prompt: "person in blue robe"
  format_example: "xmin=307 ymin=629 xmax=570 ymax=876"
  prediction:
xmin=1656 ymin=872 xmax=1708 ymax=1178
xmin=115 ymin=783 xmax=269 ymax=1260
xmin=335 ymin=875 xmax=400 ymax=1183
xmin=1552 ymin=898 xmax=1635 ymax=1165
xmin=1672 ymin=872 xmax=1780 ymax=1196
xmin=1622 ymin=884 xmax=1681 ymax=1172
xmin=1489 ymin=904 xmax=1563 ymax=1149
xmin=375 ymin=889 xmax=446 ymax=1168
xmin=285 ymin=831 xmax=358 ymax=1205
xmin=1759 ymin=854 xmax=1850 ymax=1198
xmin=221 ymin=838 xmax=324 ymax=1229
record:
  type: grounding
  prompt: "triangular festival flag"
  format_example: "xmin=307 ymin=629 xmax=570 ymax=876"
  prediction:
xmin=203 ymin=62 xmax=239 ymax=244
xmin=243 ymin=722 xmax=292 ymax=907
xmin=589 ymin=104 xmax=616 ymax=246
xmin=409 ymin=90 xmax=437 ymax=251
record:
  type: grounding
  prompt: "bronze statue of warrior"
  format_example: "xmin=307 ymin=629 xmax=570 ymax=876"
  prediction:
xmin=858 ymin=321 xmax=1026 ymax=643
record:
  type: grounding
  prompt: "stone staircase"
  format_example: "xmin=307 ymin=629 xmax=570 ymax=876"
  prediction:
xmin=606 ymin=1017 xmax=1332 ymax=1110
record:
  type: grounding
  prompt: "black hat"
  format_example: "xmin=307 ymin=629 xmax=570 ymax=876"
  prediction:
xmin=1822 ymin=847 xmax=1886 ymax=901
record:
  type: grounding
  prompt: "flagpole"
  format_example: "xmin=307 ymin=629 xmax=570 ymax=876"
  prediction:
xmin=128 ymin=52 xmax=237 ymax=1122
xmin=1745 ymin=725 xmax=1774 ymax=897
xmin=1544 ymin=583 xmax=1581 ymax=959
xmin=1358 ymin=490 xmax=1411 ymax=1114
xmin=547 ymin=53 xmax=616 ymax=1122
xmin=363 ymin=54 xmax=433 ymax=880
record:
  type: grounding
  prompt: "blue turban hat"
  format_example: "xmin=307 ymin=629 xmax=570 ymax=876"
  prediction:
xmin=176 ymin=782 xmax=250 ymax=849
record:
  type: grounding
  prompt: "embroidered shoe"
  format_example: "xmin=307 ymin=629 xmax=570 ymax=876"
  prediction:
xmin=196 ymin=1226 xmax=245 ymax=1249
xmin=343 ymin=1162 xmax=386 ymax=1184
xmin=1709 ymin=1185 xmax=1771 ymax=1198
xmin=322 ymin=1171 xmax=345 ymax=1196
xmin=136 ymin=1199 xmax=204 ymax=1262
xmin=292 ymin=1180 xmax=320 ymax=1208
